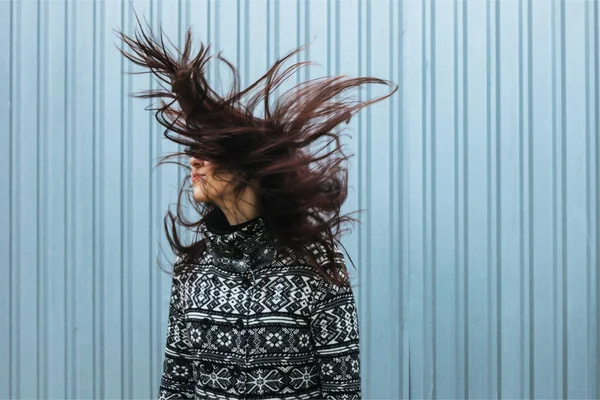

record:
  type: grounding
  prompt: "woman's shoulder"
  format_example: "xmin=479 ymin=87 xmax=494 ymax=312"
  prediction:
xmin=281 ymin=240 xmax=350 ymax=287
xmin=301 ymin=239 xmax=345 ymax=264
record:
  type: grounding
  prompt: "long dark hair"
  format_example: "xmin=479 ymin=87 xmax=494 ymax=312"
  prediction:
xmin=116 ymin=14 xmax=397 ymax=287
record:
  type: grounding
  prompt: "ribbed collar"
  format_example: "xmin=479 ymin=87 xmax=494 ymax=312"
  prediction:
xmin=199 ymin=207 xmax=278 ymax=273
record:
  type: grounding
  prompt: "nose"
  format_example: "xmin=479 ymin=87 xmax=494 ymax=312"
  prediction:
xmin=189 ymin=156 xmax=203 ymax=168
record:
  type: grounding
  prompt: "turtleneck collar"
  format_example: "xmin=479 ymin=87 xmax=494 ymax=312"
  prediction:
xmin=204 ymin=206 xmax=262 ymax=234
xmin=199 ymin=207 xmax=278 ymax=273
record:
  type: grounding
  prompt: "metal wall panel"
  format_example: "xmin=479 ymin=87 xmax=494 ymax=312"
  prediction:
xmin=1 ymin=1 xmax=597 ymax=399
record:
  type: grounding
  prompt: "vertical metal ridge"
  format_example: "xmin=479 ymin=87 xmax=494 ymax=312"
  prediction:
xmin=584 ymin=1 xmax=594 ymax=397
xmin=335 ymin=0 xmax=340 ymax=77
xmin=295 ymin=0 xmax=301 ymax=87
xmin=452 ymin=1 xmax=462 ymax=398
xmin=595 ymin=1 xmax=600 ymax=397
xmin=126 ymin=2 xmax=134 ymax=396
xmin=61 ymin=0 xmax=68 ymax=395
xmin=67 ymin=0 xmax=77 ymax=397
xmin=517 ymin=0 xmax=526 ymax=397
xmin=388 ymin=0 xmax=395 ymax=314
xmin=148 ymin=1 xmax=156 ymax=396
xmin=5 ymin=0 xmax=10 ymax=390
xmin=356 ymin=0 xmax=364 ymax=383
xmin=266 ymin=0 xmax=271 ymax=66
xmin=42 ymin=0 xmax=50 ymax=394
xmin=38 ymin=0 xmax=49 ymax=397
xmin=430 ymin=1 xmax=437 ymax=395
xmin=185 ymin=0 xmax=190 ymax=34
xmin=274 ymin=0 xmax=279 ymax=61
xmin=559 ymin=1 xmax=568 ymax=397
xmin=244 ymin=0 xmax=249 ymax=88
xmin=154 ymin=2 xmax=164 ymax=396
xmin=36 ymin=0 xmax=41 ymax=395
xmin=526 ymin=0 xmax=535 ymax=398
xmin=93 ymin=0 xmax=106 ymax=396
xmin=176 ymin=0 xmax=183 ymax=189
xmin=70 ymin=0 xmax=77 ymax=393
xmin=420 ymin=1 xmax=428 ymax=393
xmin=9 ymin=0 xmax=17 ymax=397
xmin=355 ymin=0 xmax=368 ymax=389
xmin=92 ymin=0 xmax=98 ymax=397
xmin=366 ymin=0 xmax=373 ymax=391
xmin=214 ymin=0 xmax=219 ymax=58
xmin=398 ymin=0 xmax=406 ymax=395
xmin=304 ymin=0 xmax=310 ymax=81
xmin=14 ymin=0 xmax=22 ymax=394
xmin=236 ymin=0 xmax=241 ymax=69
xmin=408 ymin=338 xmax=412 ymax=398
xmin=326 ymin=0 xmax=331 ymax=76
xmin=494 ymin=0 xmax=502 ymax=396
xmin=99 ymin=0 xmax=107 ymax=394
xmin=452 ymin=0 xmax=460 ymax=395
xmin=119 ymin=0 xmax=126 ymax=397
xmin=485 ymin=0 xmax=493 ymax=394
xmin=388 ymin=0 xmax=397 ymax=388
xmin=151 ymin=1 xmax=159 ymax=395
xmin=461 ymin=1 xmax=469 ymax=398
xmin=160 ymin=0 xmax=165 ymax=383
xmin=389 ymin=0 xmax=402 ymax=392
xmin=551 ymin=0 xmax=559 ymax=394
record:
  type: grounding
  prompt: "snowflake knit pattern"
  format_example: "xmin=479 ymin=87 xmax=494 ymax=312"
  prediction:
xmin=158 ymin=208 xmax=362 ymax=400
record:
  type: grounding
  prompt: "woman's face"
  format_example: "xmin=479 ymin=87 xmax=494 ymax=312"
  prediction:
xmin=189 ymin=156 xmax=236 ymax=204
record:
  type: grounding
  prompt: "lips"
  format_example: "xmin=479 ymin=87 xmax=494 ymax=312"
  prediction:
xmin=192 ymin=174 xmax=206 ymax=182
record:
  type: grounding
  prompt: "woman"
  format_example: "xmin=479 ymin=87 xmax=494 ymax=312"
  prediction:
xmin=118 ymin=14 xmax=396 ymax=400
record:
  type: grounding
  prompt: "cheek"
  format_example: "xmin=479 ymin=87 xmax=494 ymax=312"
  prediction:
xmin=214 ymin=179 xmax=232 ymax=196
xmin=202 ymin=176 xmax=225 ymax=197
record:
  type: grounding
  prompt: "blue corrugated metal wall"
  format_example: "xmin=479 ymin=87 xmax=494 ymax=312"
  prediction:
xmin=1 ymin=0 xmax=598 ymax=399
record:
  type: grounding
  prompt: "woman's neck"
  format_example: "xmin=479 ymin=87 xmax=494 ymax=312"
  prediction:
xmin=217 ymin=182 xmax=261 ymax=226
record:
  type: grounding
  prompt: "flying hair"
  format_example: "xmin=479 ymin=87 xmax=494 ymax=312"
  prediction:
xmin=115 ymin=13 xmax=398 ymax=287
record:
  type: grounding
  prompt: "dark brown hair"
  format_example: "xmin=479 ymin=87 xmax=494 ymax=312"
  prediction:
xmin=116 ymin=14 xmax=397 ymax=287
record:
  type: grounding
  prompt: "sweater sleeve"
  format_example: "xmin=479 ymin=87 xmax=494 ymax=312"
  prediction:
xmin=309 ymin=248 xmax=362 ymax=399
xmin=158 ymin=270 xmax=195 ymax=400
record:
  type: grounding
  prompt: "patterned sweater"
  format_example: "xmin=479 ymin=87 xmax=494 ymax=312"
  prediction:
xmin=159 ymin=208 xmax=362 ymax=399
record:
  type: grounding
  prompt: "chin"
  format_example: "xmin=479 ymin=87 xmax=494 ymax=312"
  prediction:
xmin=193 ymin=194 xmax=210 ymax=203
xmin=192 ymin=188 xmax=209 ymax=203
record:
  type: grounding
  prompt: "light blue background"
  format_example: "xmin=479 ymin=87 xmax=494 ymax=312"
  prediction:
xmin=1 ymin=0 xmax=598 ymax=399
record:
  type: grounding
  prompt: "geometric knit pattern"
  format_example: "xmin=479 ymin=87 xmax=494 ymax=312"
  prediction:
xmin=159 ymin=208 xmax=362 ymax=399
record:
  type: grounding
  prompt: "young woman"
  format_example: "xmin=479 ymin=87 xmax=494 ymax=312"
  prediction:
xmin=118 ymin=15 xmax=396 ymax=400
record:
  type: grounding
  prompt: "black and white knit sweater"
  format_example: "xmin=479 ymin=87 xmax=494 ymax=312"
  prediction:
xmin=159 ymin=207 xmax=362 ymax=399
